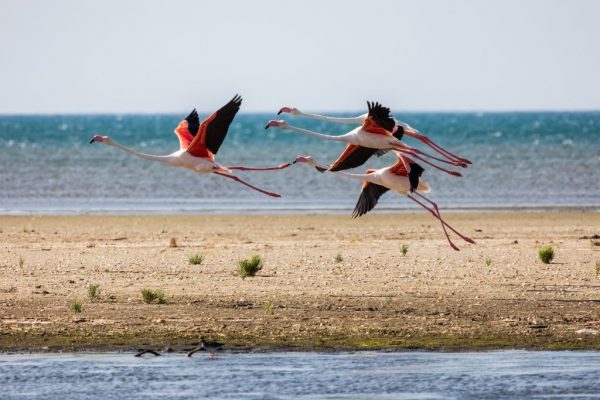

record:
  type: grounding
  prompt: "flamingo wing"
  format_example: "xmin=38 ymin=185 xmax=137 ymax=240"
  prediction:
xmin=173 ymin=109 xmax=199 ymax=150
xmin=352 ymin=179 xmax=390 ymax=218
xmin=362 ymin=101 xmax=395 ymax=133
xmin=391 ymin=155 xmax=424 ymax=192
xmin=186 ymin=95 xmax=242 ymax=158
xmin=373 ymin=124 xmax=405 ymax=158
xmin=327 ymin=145 xmax=378 ymax=172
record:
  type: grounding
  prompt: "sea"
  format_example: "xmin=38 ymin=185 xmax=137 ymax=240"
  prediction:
xmin=0 ymin=112 xmax=599 ymax=214
xmin=1 ymin=351 xmax=600 ymax=399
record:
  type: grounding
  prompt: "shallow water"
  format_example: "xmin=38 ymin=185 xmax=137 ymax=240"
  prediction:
xmin=1 ymin=112 xmax=599 ymax=214
xmin=1 ymin=351 xmax=600 ymax=399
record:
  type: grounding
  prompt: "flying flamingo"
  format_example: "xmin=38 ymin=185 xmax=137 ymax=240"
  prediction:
xmin=277 ymin=103 xmax=471 ymax=166
xmin=89 ymin=95 xmax=291 ymax=197
xmin=266 ymin=102 xmax=465 ymax=177
xmin=293 ymin=153 xmax=475 ymax=251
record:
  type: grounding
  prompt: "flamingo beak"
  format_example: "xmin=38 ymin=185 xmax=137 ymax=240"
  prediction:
xmin=89 ymin=135 xmax=103 ymax=144
xmin=264 ymin=124 xmax=270 ymax=130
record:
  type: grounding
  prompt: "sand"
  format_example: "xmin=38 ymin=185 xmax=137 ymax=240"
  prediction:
xmin=1 ymin=212 xmax=600 ymax=351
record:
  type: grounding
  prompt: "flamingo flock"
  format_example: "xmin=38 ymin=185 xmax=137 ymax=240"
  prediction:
xmin=90 ymin=95 xmax=474 ymax=250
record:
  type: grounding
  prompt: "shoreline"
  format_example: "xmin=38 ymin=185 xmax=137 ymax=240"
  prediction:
xmin=1 ymin=212 xmax=600 ymax=352
xmin=1 ymin=204 xmax=599 ymax=217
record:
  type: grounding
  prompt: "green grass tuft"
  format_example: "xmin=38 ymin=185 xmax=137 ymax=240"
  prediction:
xmin=334 ymin=253 xmax=343 ymax=263
xmin=70 ymin=300 xmax=82 ymax=313
xmin=400 ymin=244 xmax=409 ymax=256
xmin=87 ymin=284 xmax=100 ymax=301
xmin=263 ymin=297 xmax=275 ymax=315
xmin=485 ymin=256 xmax=493 ymax=267
xmin=238 ymin=255 xmax=263 ymax=280
xmin=188 ymin=253 xmax=204 ymax=265
xmin=141 ymin=288 xmax=166 ymax=304
xmin=18 ymin=256 xmax=24 ymax=268
xmin=596 ymin=260 xmax=600 ymax=276
xmin=538 ymin=246 xmax=555 ymax=264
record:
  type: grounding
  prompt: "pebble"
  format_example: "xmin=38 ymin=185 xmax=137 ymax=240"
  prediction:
xmin=576 ymin=328 xmax=598 ymax=335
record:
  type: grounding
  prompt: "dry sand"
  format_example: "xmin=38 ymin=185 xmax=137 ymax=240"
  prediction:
xmin=1 ymin=212 xmax=600 ymax=351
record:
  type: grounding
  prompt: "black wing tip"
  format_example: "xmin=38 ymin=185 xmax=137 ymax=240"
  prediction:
xmin=352 ymin=207 xmax=366 ymax=218
xmin=366 ymin=100 xmax=394 ymax=131
xmin=352 ymin=182 xmax=389 ymax=218
xmin=393 ymin=126 xmax=404 ymax=140
xmin=230 ymin=94 xmax=243 ymax=106
xmin=185 ymin=108 xmax=198 ymax=121
xmin=185 ymin=108 xmax=200 ymax=135
xmin=408 ymin=162 xmax=425 ymax=192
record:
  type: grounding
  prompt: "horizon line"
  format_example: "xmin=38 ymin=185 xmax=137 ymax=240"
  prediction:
xmin=1 ymin=108 xmax=600 ymax=117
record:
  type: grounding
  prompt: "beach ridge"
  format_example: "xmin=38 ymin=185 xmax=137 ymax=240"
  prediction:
xmin=1 ymin=212 xmax=599 ymax=351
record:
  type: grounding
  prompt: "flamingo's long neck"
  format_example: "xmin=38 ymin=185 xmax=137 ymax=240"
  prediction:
xmin=301 ymin=159 xmax=382 ymax=184
xmin=107 ymin=141 xmax=173 ymax=164
xmin=283 ymin=125 xmax=350 ymax=143
xmin=331 ymin=170 xmax=381 ymax=184
xmin=296 ymin=111 xmax=366 ymax=125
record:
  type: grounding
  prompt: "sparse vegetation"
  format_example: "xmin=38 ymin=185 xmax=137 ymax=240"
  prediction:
xmin=334 ymin=253 xmax=343 ymax=263
xmin=238 ymin=255 xmax=263 ymax=279
xmin=485 ymin=256 xmax=493 ymax=267
xmin=188 ymin=253 xmax=204 ymax=265
xmin=539 ymin=246 xmax=555 ymax=264
xmin=596 ymin=260 xmax=600 ymax=276
xmin=70 ymin=300 xmax=82 ymax=313
xmin=87 ymin=284 xmax=100 ymax=301
xmin=263 ymin=297 xmax=275 ymax=315
xmin=141 ymin=288 xmax=166 ymax=304
xmin=169 ymin=237 xmax=177 ymax=248
xmin=400 ymin=244 xmax=409 ymax=256
xmin=18 ymin=256 xmax=24 ymax=268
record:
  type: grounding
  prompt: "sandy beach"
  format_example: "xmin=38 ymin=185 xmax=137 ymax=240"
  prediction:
xmin=1 ymin=212 xmax=600 ymax=351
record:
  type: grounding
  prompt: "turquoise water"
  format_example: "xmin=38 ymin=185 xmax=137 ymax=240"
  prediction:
xmin=1 ymin=112 xmax=599 ymax=214
xmin=1 ymin=351 xmax=600 ymax=399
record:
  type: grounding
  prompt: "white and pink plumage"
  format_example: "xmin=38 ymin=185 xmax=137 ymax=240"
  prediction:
xmin=293 ymin=152 xmax=474 ymax=251
xmin=89 ymin=95 xmax=291 ymax=197
xmin=277 ymin=104 xmax=472 ymax=167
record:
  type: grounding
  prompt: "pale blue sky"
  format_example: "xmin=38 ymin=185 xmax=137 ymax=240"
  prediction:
xmin=1 ymin=0 xmax=599 ymax=113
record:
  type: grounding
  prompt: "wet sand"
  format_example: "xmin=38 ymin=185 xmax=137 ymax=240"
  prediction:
xmin=1 ymin=212 xmax=600 ymax=351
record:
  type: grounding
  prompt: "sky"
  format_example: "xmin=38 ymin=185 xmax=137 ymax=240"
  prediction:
xmin=1 ymin=0 xmax=599 ymax=114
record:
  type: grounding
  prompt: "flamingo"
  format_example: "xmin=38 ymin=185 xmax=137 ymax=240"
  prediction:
xmin=293 ymin=153 xmax=475 ymax=251
xmin=89 ymin=95 xmax=291 ymax=197
xmin=277 ymin=103 xmax=471 ymax=166
xmin=266 ymin=102 xmax=465 ymax=177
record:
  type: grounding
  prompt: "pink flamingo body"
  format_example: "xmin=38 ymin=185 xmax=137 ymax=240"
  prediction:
xmin=293 ymin=153 xmax=474 ymax=251
xmin=277 ymin=104 xmax=471 ymax=166
xmin=90 ymin=95 xmax=291 ymax=197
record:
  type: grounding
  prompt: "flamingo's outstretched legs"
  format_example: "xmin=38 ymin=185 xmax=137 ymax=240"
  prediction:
xmin=226 ymin=162 xmax=292 ymax=171
xmin=405 ymin=132 xmax=471 ymax=165
xmin=407 ymin=193 xmax=475 ymax=247
xmin=407 ymin=194 xmax=459 ymax=251
xmin=414 ymin=192 xmax=475 ymax=244
xmin=394 ymin=147 xmax=462 ymax=177
xmin=213 ymin=172 xmax=281 ymax=198
xmin=402 ymin=146 xmax=467 ymax=168
xmin=409 ymin=132 xmax=472 ymax=165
